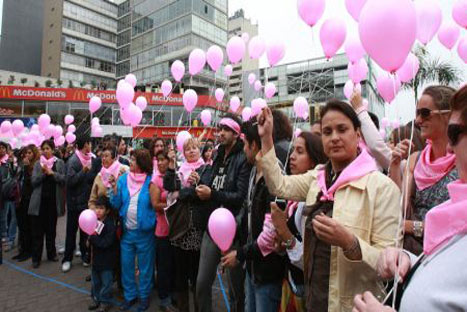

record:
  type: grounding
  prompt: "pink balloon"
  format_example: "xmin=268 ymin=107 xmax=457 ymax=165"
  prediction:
xmin=183 ymin=89 xmax=198 ymax=113
xmin=458 ymin=36 xmax=467 ymax=63
xmin=206 ymin=45 xmax=224 ymax=72
xmin=241 ymin=32 xmax=250 ymax=43
xmin=176 ymin=131 xmax=192 ymax=152
xmin=381 ymin=117 xmax=390 ymax=128
xmin=391 ymin=119 xmax=400 ymax=129
xmin=297 ymin=0 xmax=325 ymax=27
xmin=452 ymin=0 xmax=467 ymax=29
xmin=377 ymin=73 xmax=401 ymax=103
xmin=347 ymin=58 xmax=368 ymax=84
xmin=53 ymin=125 xmax=63 ymax=139
xmin=68 ymin=125 xmax=76 ymax=133
xmin=135 ymin=96 xmax=147 ymax=111
xmin=230 ymin=96 xmax=241 ymax=113
xmin=127 ymin=104 xmax=143 ymax=127
xmin=120 ymin=107 xmax=131 ymax=126
xmin=12 ymin=120 xmax=24 ymax=136
xmin=117 ymin=79 xmax=126 ymax=89
xmin=396 ymin=53 xmax=420 ymax=83
xmin=31 ymin=125 xmax=39 ymax=132
xmin=200 ymin=110 xmax=212 ymax=126
xmin=65 ymin=132 xmax=76 ymax=144
xmin=294 ymin=129 xmax=302 ymax=138
xmin=189 ymin=49 xmax=206 ymax=76
xmin=251 ymin=98 xmax=267 ymax=116
xmin=208 ymin=208 xmax=236 ymax=252
xmin=293 ymin=97 xmax=309 ymax=119
xmin=266 ymin=41 xmax=285 ymax=67
xmin=38 ymin=114 xmax=51 ymax=130
xmin=116 ymin=81 xmax=135 ymax=108
xmin=379 ymin=129 xmax=387 ymax=139
xmin=248 ymin=73 xmax=256 ymax=85
xmin=171 ymin=60 xmax=185 ymax=82
xmin=320 ymin=18 xmax=346 ymax=60
xmin=345 ymin=32 xmax=366 ymax=64
xmin=215 ymin=88 xmax=225 ymax=102
xmin=227 ymin=36 xmax=246 ymax=64
xmin=254 ymin=80 xmax=262 ymax=91
xmin=89 ymin=96 xmax=102 ymax=113
xmin=64 ymin=114 xmax=74 ymax=125
xmin=0 ymin=121 xmax=11 ymax=133
xmin=264 ymin=82 xmax=277 ymax=99
xmin=344 ymin=80 xmax=362 ymax=100
xmin=224 ymin=65 xmax=233 ymax=77
xmin=415 ymin=0 xmax=442 ymax=45
xmin=345 ymin=0 xmax=367 ymax=21
xmin=55 ymin=135 xmax=65 ymax=147
xmin=242 ymin=107 xmax=252 ymax=121
xmin=248 ymin=36 xmax=266 ymax=59
xmin=92 ymin=117 xmax=100 ymax=126
xmin=44 ymin=124 xmax=56 ymax=139
xmin=438 ymin=21 xmax=461 ymax=50
xmin=92 ymin=126 xmax=103 ymax=138
xmin=359 ymin=0 xmax=417 ymax=73
xmin=125 ymin=74 xmax=137 ymax=88
xmin=79 ymin=209 xmax=98 ymax=235
xmin=161 ymin=80 xmax=172 ymax=98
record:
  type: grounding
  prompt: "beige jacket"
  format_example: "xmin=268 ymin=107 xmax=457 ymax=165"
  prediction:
xmin=258 ymin=147 xmax=401 ymax=311
xmin=88 ymin=165 xmax=129 ymax=211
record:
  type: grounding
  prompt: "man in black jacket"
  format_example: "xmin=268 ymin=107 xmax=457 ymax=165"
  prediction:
xmin=195 ymin=113 xmax=251 ymax=312
xmin=221 ymin=111 xmax=291 ymax=312
xmin=62 ymin=135 xmax=97 ymax=273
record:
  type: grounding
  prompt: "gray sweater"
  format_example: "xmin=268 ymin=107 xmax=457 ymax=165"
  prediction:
xmin=400 ymin=234 xmax=467 ymax=311
xmin=28 ymin=159 xmax=66 ymax=216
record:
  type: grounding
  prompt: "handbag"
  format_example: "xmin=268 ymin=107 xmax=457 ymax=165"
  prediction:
xmin=2 ymin=164 xmax=20 ymax=203
xmin=165 ymin=192 xmax=192 ymax=241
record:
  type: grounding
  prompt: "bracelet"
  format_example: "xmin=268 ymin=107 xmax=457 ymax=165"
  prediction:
xmin=355 ymin=106 xmax=367 ymax=115
xmin=343 ymin=236 xmax=359 ymax=256
xmin=413 ymin=221 xmax=424 ymax=237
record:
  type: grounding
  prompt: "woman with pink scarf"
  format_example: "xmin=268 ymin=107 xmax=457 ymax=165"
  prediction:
xmin=352 ymin=84 xmax=467 ymax=312
xmin=389 ymin=86 xmax=458 ymax=255
xmin=28 ymin=140 xmax=66 ymax=269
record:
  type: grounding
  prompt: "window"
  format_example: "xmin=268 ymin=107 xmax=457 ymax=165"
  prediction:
xmin=85 ymin=58 xmax=95 ymax=68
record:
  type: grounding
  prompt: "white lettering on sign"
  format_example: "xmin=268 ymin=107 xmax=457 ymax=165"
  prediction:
xmin=87 ymin=92 xmax=116 ymax=101
xmin=12 ymin=89 xmax=66 ymax=98
xmin=152 ymin=95 xmax=182 ymax=103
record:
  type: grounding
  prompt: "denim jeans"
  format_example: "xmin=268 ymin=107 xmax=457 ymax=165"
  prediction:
xmin=91 ymin=268 xmax=114 ymax=304
xmin=1 ymin=201 xmax=17 ymax=243
xmin=244 ymin=272 xmax=281 ymax=312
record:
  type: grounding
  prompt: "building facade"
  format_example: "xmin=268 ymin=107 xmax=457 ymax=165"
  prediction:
xmin=116 ymin=0 xmax=228 ymax=95
xmin=228 ymin=9 xmax=259 ymax=104
xmin=0 ymin=0 xmax=45 ymax=76
xmin=41 ymin=0 xmax=118 ymax=89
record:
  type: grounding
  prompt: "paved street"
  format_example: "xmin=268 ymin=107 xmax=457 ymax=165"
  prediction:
xmin=0 ymin=217 xmax=228 ymax=312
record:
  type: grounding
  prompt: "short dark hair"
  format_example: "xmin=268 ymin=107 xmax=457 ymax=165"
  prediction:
xmin=368 ymin=112 xmax=380 ymax=130
xmin=150 ymin=137 xmax=166 ymax=158
xmin=155 ymin=150 xmax=169 ymax=161
xmin=102 ymin=144 xmax=117 ymax=159
xmin=219 ymin=112 xmax=243 ymax=133
xmin=76 ymin=135 xmax=92 ymax=150
xmin=320 ymin=100 xmax=361 ymax=130
xmin=450 ymin=85 xmax=467 ymax=125
xmin=95 ymin=196 xmax=112 ymax=212
xmin=241 ymin=118 xmax=261 ymax=148
xmin=130 ymin=149 xmax=153 ymax=174
xmin=298 ymin=131 xmax=328 ymax=166
xmin=272 ymin=110 xmax=293 ymax=141
xmin=41 ymin=139 xmax=55 ymax=150
xmin=0 ymin=141 xmax=8 ymax=149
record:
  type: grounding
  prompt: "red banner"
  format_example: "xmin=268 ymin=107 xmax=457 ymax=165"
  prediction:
xmin=0 ymin=86 xmax=225 ymax=109
xmin=133 ymin=126 xmax=216 ymax=140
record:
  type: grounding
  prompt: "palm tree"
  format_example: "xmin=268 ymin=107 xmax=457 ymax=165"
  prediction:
xmin=403 ymin=45 xmax=462 ymax=103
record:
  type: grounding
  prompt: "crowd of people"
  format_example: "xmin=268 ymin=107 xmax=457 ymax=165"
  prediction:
xmin=0 ymin=84 xmax=466 ymax=312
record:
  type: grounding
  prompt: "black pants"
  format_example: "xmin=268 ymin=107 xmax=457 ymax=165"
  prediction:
xmin=30 ymin=207 xmax=57 ymax=263
xmin=63 ymin=209 xmax=89 ymax=263
xmin=16 ymin=202 xmax=32 ymax=255
xmin=156 ymin=237 xmax=175 ymax=303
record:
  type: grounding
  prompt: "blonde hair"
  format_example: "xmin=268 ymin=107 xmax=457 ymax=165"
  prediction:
xmin=183 ymin=137 xmax=201 ymax=152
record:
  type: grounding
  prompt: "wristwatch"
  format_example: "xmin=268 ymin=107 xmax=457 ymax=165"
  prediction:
xmin=284 ymin=237 xmax=296 ymax=250
xmin=413 ymin=221 xmax=424 ymax=238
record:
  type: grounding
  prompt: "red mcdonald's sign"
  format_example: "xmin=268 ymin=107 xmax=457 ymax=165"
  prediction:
xmin=133 ymin=126 xmax=216 ymax=139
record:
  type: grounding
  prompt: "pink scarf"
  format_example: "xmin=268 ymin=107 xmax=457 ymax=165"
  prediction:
xmin=75 ymin=149 xmax=92 ymax=168
xmin=40 ymin=155 xmax=57 ymax=169
xmin=100 ymin=161 xmax=121 ymax=188
xmin=424 ymin=180 xmax=467 ymax=255
xmin=153 ymin=158 xmax=159 ymax=176
xmin=317 ymin=148 xmax=378 ymax=201
xmin=414 ymin=142 xmax=456 ymax=191
xmin=127 ymin=172 xmax=147 ymax=197
xmin=0 ymin=154 xmax=8 ymax=164
xmin=178 ymin=158 xmax=205 ymax=187
xmin=257 ymin=213 xmax=277 ymax=257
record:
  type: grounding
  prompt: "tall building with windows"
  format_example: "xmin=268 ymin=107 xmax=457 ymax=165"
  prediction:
xmin=228 ymin=9 xmax=259 ymax=104
xmin=116 ymin=0 xmax=228 ymax=95
xmin=41 ymin=0 xmax=118 ymax=88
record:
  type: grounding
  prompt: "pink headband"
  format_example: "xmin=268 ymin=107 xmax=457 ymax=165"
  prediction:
xmin=219 ymin=118 xmax=240 ymax=135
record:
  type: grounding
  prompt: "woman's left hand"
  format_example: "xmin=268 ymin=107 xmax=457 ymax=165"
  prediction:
xmin=353 ymin=292 xmax=395 ymax=312
xmin=221 ymin=250 xmax=238 ymax=268
xmin=312 ymin=213 xmax=354 ymax=249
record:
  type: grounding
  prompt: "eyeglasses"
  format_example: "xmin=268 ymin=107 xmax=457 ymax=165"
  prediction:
xmin=416 ymin=108 xmax=451 ymax=119
xmin=447 ymin=124 xmax=467 ymax=146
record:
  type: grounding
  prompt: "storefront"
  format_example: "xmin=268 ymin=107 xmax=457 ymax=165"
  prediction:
xmin=0 ymin=86 xmax=226 ymax=139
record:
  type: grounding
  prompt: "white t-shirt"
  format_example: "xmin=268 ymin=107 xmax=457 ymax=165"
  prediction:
xmin=125 ymin=191 xmax=140 ymax=230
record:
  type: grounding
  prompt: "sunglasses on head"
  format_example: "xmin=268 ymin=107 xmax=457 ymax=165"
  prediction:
xmin=447 ymin=124 xmax=467 ymax=146
xmin=415 ymin=108 xmax=451 ymax=119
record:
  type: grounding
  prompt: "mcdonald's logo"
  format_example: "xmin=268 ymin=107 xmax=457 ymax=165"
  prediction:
xmin=72 ymin=90 xmax=86 ymax=101
xmin=0 ymin=87 xmax=11 ymax=98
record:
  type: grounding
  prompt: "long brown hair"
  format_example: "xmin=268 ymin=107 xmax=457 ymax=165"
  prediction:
xmin=22 ymin=144 xmax=40 ymax=174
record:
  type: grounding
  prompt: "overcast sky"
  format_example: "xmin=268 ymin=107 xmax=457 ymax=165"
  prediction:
xmin=228 ymin=0 xmax=467 ymax=123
